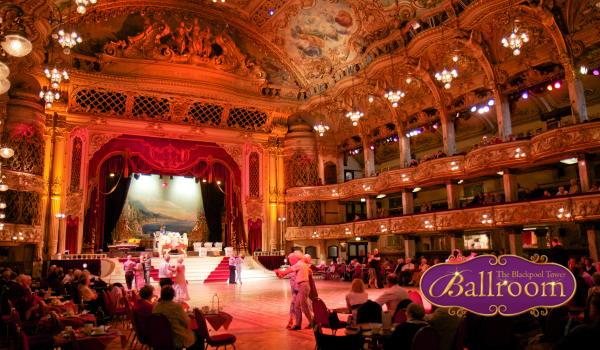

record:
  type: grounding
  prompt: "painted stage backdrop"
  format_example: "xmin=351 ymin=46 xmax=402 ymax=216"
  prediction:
xmin=118 ymin=175 xmax=203 ymax=240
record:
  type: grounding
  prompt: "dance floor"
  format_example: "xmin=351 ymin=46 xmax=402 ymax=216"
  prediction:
xmin=142 ymin=279 xmax=425 ymax=349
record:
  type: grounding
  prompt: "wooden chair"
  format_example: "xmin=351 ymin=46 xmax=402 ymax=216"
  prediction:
xmin=194 ymin=308 xmax=236 ymax=350
xmin=312 ymin=298 xmax=348 ymax=335
xmin=411 ymin=326 xmax=439 ymax=350
xmin=146 ymin=313 xmax=179 ymax=350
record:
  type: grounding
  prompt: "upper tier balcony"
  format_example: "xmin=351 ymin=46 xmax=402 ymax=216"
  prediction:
xmin=284 ymin=121 xmax=600 ymax=203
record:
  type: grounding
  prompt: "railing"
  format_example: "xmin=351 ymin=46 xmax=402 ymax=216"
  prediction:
xmin=285 ymin=192 xmax=600 ymax=241
xmin=56 ymin=254 xmax=107 ymax=260
xmin=285 ymin=121 xmax=600 ymax=202
xmin=253 ymin=250 xmax=285 ymax=257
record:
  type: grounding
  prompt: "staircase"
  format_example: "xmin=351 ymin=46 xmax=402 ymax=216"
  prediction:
xmin=103 ymin=255 xmax=277 ymax=285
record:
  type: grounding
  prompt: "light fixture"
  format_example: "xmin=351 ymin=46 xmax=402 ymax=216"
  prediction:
xmin=0 ymin=146 xmax=14 ymax=159
xmin=269 ymin=9 xmax=274 ymax=15
xmin=368 ymin=96 xmax=374 ymax=103
xmin=581 ymin=66 xmax=588 ymax=74
xmin=313 ymin=94 xmax=329 ymax=136
xmin=57 ymin=28 xmax=82 ymax=54
xmin=470 ymin=106 xmax=477 ymax=112
xmin=360 ymin=198 xmax=366 ymax=202
xmin=413 ymin=187 xmax=421 ymax=192
xmin=547 ymin=84 xmax=553 ymax=91
xmin=554 ymin=81 xmax=561 ymax=89
xmin=594 ymin=69 xmax=599 ymax=76
xmin=523 ymin=227 xmax=537 ymax=231
xmin=370 ymin=145 xmax=375 ymax=150
xmin=109 ymin=173 xmax=115 ymax=177
xmin=0 ymin=213 xmax=5 ymax=219
xmin=376 ymin=194 xmax=386 ymax=199
xmin=385 ymin=53 xmax=405 ymax=107
xmin=0 ymin=202 xmax=5 ymax=209
xmin=560 ymin=157 xmax=578 ymax=165
xmin=522 ymin=91 xmax=529 ymax=99
xmin=434 ymin=25 xmax=458 ymax=89
xmin=451 ymin=161 xmax=459 ymax=171
xmin=424 ymin=220 xmax=434 ymax=229
xmin=402 ymin=174 xmax=409 ymax=182
xmin=1 ymin=34 xmax=32 ymax=57
xmin=514 ymin=147 xmax=526 ymax=158
xmin=497 ymin=171 xmax=504 ymax=175
xmin=39 ymin=86 xmax=60 ymax=108
xmin=0 ymin=61 xmax=9 ymax=80
xmin=458 ymin=179 xmax=464 ymax=184
xmin=406 ymin=77 xmax=412 ymax=84
xmin=346 ymin=77 xmax=363 ymax=126
xmin=0 ymin=78 xmax=9 ymax=95
xmin=488 ymin=99 xmax=495 ymax=106
xmin=356 ymin=237 xmax=361 ymax=241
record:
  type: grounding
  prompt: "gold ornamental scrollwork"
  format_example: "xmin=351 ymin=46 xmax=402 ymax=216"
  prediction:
xmin=530 ymin=254 xmax=549 ymax=263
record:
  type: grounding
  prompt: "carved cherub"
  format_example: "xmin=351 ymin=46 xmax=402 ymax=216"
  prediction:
xmin=528 ymin=0 xmax=555 ymax=27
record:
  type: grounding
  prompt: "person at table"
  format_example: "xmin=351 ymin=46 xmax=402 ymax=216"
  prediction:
xmin=228 ymin=253 xmax=237 ymax=284
xmin=375 ymin=274 xmax=409 ymax=315
xmin=72 ymin=269 xmax=82 ymax=284
xmin=551 ymin=237 xmax=569 ymax=268
xmin=275 ymin=251 xmax=313 ymax=330
xmin=553 ymin=293 xmax=600 ymax=349
xmin=62 ymin=269 xmax=74 ymax=284
xmin=325 ymin=261 xmax=337 ymax=280
xmin=0 ymin=270 xmax=13 ymax=289
xmin=584 ymin=258 xmax=597 ymax=275
xmin=123 ymin=255 xmax=136 ymax=290
xmin=410 ymin=259 xmax=430 ymax=287
xmin=141 ymin=253 xmax=152 ymax=284
xmin=153 ymin=286 xmax=203 ymax=350
xmin=174 ymin=257 xmax=190 ymax=303
xmin=46 ymin=265 xmax=57 ymax=285
xmin=158 ymin=255 xmax=176 ymax=287
xmin=425 ymin=306 xmax=462 ymax=350
xmin=345 ymin=279 xmax=368 ymax=325
xmin=132 ymin=284 xmax=155 ymax=337
xmin=8 ymin=274 xmax=32 ymax=319
xmin=390 ymin=303 xmax=430 ymax=350
xmin=394 ymin=259 xmax=405 ymax=274
xmin=369 ymin=249 xmax=382 ymax=288
xmin=79 ymin=277 xmax=99 ymax=312
xmin=400 ymin=258 xmax=415 ymax=286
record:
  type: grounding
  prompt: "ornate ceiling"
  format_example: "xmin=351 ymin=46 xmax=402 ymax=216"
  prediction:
xmin=4 ymin=0 xmax=600 ymax=150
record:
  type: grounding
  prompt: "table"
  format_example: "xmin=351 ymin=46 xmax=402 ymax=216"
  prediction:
xmin=49 ymin=301 xmax=80 ymax=314
xmin=189 ymin=312 xmax=233 ymax=332
xmin=54 ymin=329 xmax=126 ymax=350
xmin=345 ymin=323 xmax=392 ymax=348
xmin=39 ymin=313 xmax=97 ymax=330
xmin=258 ymin=256 xmax=285 ymax=270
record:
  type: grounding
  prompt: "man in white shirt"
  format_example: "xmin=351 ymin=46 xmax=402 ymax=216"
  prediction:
xmin=400 ymin=258 xmax=416 ymax=286
xmin=123 ymin=255 xmax=136 ymax=290
xmin=235 ymin=254 xmax=244 ymax=284
xmin=158 ymin=255 xmax=175 ymax=287
xmin=375 ymin=274 xmax=410 ymax=315
xmin=228 ymin=254 xmax=237 ymax=284
xmin=275 ymin=251 xmax=313 ymax=330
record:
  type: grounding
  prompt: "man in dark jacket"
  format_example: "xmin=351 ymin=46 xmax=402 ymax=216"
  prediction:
xmin=553 ymin=293 xmax=600 ymax=349
xmin=550 ymin=237 xmax=569 ymax=268
xmin=390 ymin=303 xmax=429 ymax=350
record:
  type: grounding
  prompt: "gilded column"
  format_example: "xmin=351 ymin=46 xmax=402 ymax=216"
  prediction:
xmin=440 ymin=112 xmax=456 ymax=156
xmin=268 ymin=142 xmax=278 ymax=251
xmin=446 ymin=180 xmax=460 ymax=209
xmin=336 ymin=154 xmax=345 ymax=184
xmin=577 ymin=154 xmax=595 ymax=192
xmin=562 ymin=58 xmax=588 ymax=122
xmin=493 ymin=89 xmax=512 ymax=141
xmin=503 ymin=170 xmax=519 ymax=202
xmin=276 ymin=144 xmax=286 ymax=250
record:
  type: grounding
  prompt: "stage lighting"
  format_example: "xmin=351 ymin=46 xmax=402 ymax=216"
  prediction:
xmin=133 ymin=173 xmax=140 ymax=180
xmin=202 ymin=179 xmax=207 ymax=183
xmin=554 ymin=81 xmax=561 ymax=89
xmin=594 ymin=69 xmax=599 ymax=76
xmin=393 ymin=137 xmax=398 ymax=142
xmin=522 ymin=91 xmax=529 ymax=99
xmin=109 ymin=173 xmax=115 ymax=177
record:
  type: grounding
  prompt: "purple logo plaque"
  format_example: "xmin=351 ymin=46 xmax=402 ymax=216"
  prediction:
xmin=420 ymin=255 xmax=576 ymax=316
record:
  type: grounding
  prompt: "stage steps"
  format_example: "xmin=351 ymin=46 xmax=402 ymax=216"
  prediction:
xmin=103 ymin=256 xmax=276 ymax=285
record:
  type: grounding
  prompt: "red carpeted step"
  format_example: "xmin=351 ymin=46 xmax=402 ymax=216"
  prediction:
xmin=203 ymin=257 xmax=231 ymax=283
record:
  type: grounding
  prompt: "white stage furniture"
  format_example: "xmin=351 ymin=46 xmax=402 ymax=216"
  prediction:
xmin=225 ymin=247 xmax=233 ymax=256
xmin=214 ymin=242 xmax=223 ymax=251
xmin=204 ymin=242 xmax=213 ymax=248
xmin=193 ymin=242 xmax=203 ymax=252
xmin=199 ymin=247 xmax=208 ymax=257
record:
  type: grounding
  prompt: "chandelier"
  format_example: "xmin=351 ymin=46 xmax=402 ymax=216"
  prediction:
xmin=0 ymin=4 xmax=34 ymax=94
xmin=346 ymin=77 xmax=363 ymax=126
xmin=57 ymin=28 xmax=82 ymax=54
xmin=385 ymin=52 xmax=405 ymax=107
xmin=313 ymin=94 xmax=330 ymax=136
xmin=75 ymin=0 xmax=98 ymax=15
xmin=434 ymin=26 xmax=458 ymax=89
xmin=501 ymin=27 xmax=529 ymax=55
xmin=45 ymin=67 xmax=69 ymax=88
xmin=40 ymin=87 xmax=60 ymax=108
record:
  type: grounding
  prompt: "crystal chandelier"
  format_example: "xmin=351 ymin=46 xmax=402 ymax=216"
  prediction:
xmin=75 ymin=0 xmax=98 ymax=15
xmin=39 ymin=87 xmax=60 ymax=108
xmin=385 ymin=52 xmax=405 ymax=107
xmin=501 ymin=27 xmax=529 ymax=55
xmin=45 ymin=67 xmax=69 ymax=88
xmin=346 ymin=77 xmax=363 ymax=126
xmin=57 ymin=28 xmax=82 ymax=54
xmin=313 ymin=94 xmax=330 ymax=136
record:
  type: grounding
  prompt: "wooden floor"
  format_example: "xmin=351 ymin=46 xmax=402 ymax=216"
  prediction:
xmin=112 ymin=278 xmax=425 ymax=349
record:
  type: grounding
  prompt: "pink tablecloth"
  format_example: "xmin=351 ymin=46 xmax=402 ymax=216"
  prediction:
xmin=39 ymin=314 xmax=97 ymax=330
xmin=189 ymin=312 xmax=233 ymax=332
xmin=54 ymin=329 xmax=126 ymax=350
xmin=47 ymin=301 xmax=79 ymax=314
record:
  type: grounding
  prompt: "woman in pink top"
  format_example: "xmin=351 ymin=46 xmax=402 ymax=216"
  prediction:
xmin=134 ymin=262 xmax=144 ymax=290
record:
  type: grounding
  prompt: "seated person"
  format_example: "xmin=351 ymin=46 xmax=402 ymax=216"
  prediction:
xmin=153 ymin=286 xmax=202 ymax=350
xmin=394 ymin=259 xmax=405 ymax=274
xmin=589 ymin=272 xmax=600 ymax=297
xmin=8 ymin=275 xmax=32 ymax=320
xmin=345 ymin=279 xmax=368 ymax=325
xmin=352 ymin=262 xmax=363 ymax=281
xmin=400 ymin=259 xmax=415 ymax=286
xmin=375 ymin=274 xmax=409 ymax=314
xmin=590 ymin=182 xmax=600 ymax=192
xmin=325 ymin=262 xmax=338 ymax=280
xmin=553 ymin=293 xmax=600 ymax=349
xmin=132 ymin=284 xmax=155 ymax=337
xmin=482 ymin=192 xmax=493 ymax=204
xmin=410 ymin=259 xmax=430 ymax=287
xmin=543 ymin=190 xmax=553 ymax=197
xmin=79 ymin=277 xmax=99 ymax=312
xmin=556 ymin=186 xmax=568 ymax=196
xmin=568 ymin=179 xmax=580 ymax=194
xmin=425 ymin=306 xmax=462 ymax=350
xmin=389 ymin=303 xmax=429 ymax=350
xmin=409 ymin=159 xmax=418 ymax=167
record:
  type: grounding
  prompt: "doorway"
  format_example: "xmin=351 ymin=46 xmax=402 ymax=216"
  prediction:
xmin=348 ymin=242 xmax=367 ymax=263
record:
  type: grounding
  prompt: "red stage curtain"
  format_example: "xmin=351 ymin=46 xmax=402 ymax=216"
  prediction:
xmin=523 ymin=231 xmax=533 ymax=246
xmin=84 ymin=135 xmax=245 ymax=252
xmin=248 ymin=219 xmax=262 ymax=253
xmin=66 ymin=216 xmax=79 ymax=254
xmin=258 ymin=256 xmax=284 ymax=270
xmin=201 ymin=180 xmax=225 ymax=243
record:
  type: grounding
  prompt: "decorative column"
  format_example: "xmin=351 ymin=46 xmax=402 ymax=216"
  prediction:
xmin=401 ymin=189 xmax=414 ymax=214
xmin=446 ymin=231 xmax=463 ymax=252
xmin=502 ymin=170 xmax=519 ymax=202
xmin=336 ymin=154 xmax=345 ymax=184
xmin=446 ymin=180 xmax=460 ymax=209
xmin=319 ymin=239 xmax=326 ymax=262
xmin=404 ymin=235 xmax=416 ymax=261
xmin=399 ymin=134 xmax=411 ymax=168
xmin=507 ymin=226 xmax=523 ymax=256
xmin=577 ymin=154 xmax=595 ymax=192
xmin=359 ymin=123 xmax=375 ymax=176
xmin=337 ymin=201 xmax=346 ymax=223
xmin=1 ymin=84 xmax=46 ymax=277
xmin=563 ymin=58 xmax=588 ymax=122
xmin=268 ymin=142 xmax=278 ymax=251
xmin=366 ymin=198 xmax=377 ymax=219
xmin=585 ymin=223 xmax=600 ymax=263
xmin=440 ymin=113 xmax=456 ymax=156
xmin=535 ymin=229 xmax=548 ymax=249
xmin=316 ymin=141 xmax=325 ymax=182
xmin=493 ymin=89 xmax=512 ymax=141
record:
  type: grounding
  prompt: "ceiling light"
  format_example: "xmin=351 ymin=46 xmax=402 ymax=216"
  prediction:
xmin=452 ymin=55 xmax=458 ymax=62
xmin=269 ymin=9 xmax=274 ymax=15
xmin=314 ymin=123 xmax=329 ymax=137
xmin=393 ymin=137 xmax=398 ymax=142
xmin=406 ymin=77 xmax=412 ymax=84
xmin=523 ymin=227 xmax=537 ymax=231
xmin=522 ymin=91 xmax=529 ymax=99
xmin=0 ymin=62 xmax=9 ymax=80
xmin=370 ymin=145 xmax=375 ymax=150
xmin=501 ymin=27 xmax=528 ymax=56
xmin=356 ymin=237 xmax=361 ymax=241
xmin=471 ymin=106 xmax=477 ymax=112
xmin=547 ymin=85 xmax=553 ymax=91
xmin=0 ymin=183 xmax=7 ymax=191
xmin=554 ymin=81 xmax=561 ymax=89
xmin=581 ymin=66 xmax=588 ymax=74
xmin=488 ymin=99 xmax=495 ymax=106
xmin=594 ymin=69 xmax=599 ymax=76
xmin=413 ymin=187 xmax=421 ymax=192
xmin=376 ymin=194 xmax=386 ymax=199
xmin=497 ymin=171 xmax=504 ymax=175
xmin=0 ymin=146 xmax=14 ymax=158
xmin=458 ymin=180 xmax=464 ymax=184
xmin=411 ymin=22 xmax=420 ymax=30
xmin=560 ymin=157 xmax=578 ymax=164
xmin=361 ymin=198 xmax=366 ymax=202
xmin=1 ymin=34 xmax=33 ymax=57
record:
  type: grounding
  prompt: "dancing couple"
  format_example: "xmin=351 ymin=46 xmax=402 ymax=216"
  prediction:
xmin=158 ymin=255 xmax=190 ymax=303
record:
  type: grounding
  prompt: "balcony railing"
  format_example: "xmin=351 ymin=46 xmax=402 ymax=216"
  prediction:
xmin=285 ymin=121 xmax=600 ymax=202
xmin=284 ymin=192 xmax=600 ymax=241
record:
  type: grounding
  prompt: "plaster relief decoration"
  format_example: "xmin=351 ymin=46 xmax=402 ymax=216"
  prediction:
xmin=89 ymin=133 xmax=122 ymax=160
xmin=379 ymin=234 xmax=406 ymax=254
xmin=218 ymin=144 xmax=243 ymax=167
xmin=73 ymin=12 xmax=290 ymax=85
xmin=0 ymin=225 xmax=43 ymax=244
xmin=244 ymin=196 xmax=264 ymax=223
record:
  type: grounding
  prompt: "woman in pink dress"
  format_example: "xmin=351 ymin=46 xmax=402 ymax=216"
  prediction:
xmin=174 ymin=257 xmax=190 ymax=302
xmin=134 ymin=262 xmax=144 ymax=290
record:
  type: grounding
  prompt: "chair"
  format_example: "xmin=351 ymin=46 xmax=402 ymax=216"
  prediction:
xmin=411 ymin=326 xmax=439 ymax=350
xmin=539 ymin=306 xmax=567 ymax=343
xmin=146 ymin=313 xmax=177 ymax=350
xmin=14 ymin=321 xmax=53 ymax=350
xmin=452 ymin=317 xmax=467 ymax=350
xmin=50 ymin=311 xmax=65 ymax=335
xmin=313 ymin=324 xmax=363 ymax=350
xmin=475 ymin=315 xmax=514 ymax=350
xmin=393 ymin=309 xmax=407 ymax=324
xmin=102 ymin=291 xmax=127 ymax=327
xmin=356 ymin=301 xmax=382 ymax=324
xmin=70 ymin=328 xmax=81 ymax=350
xmin=194 ymin=308 xmax=236 ymax=350
xmin=37 ymin=300 xmax=47 ymax=318
xmin=408 ymin=291 xmax=430 ymax=313
xmin=10 ymin=307 xmax=39 ymax=335
xmin=131 ymin=306 xmax=150 ymax=350
xmin=312 ymin=298 xmax=348 ymax=335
